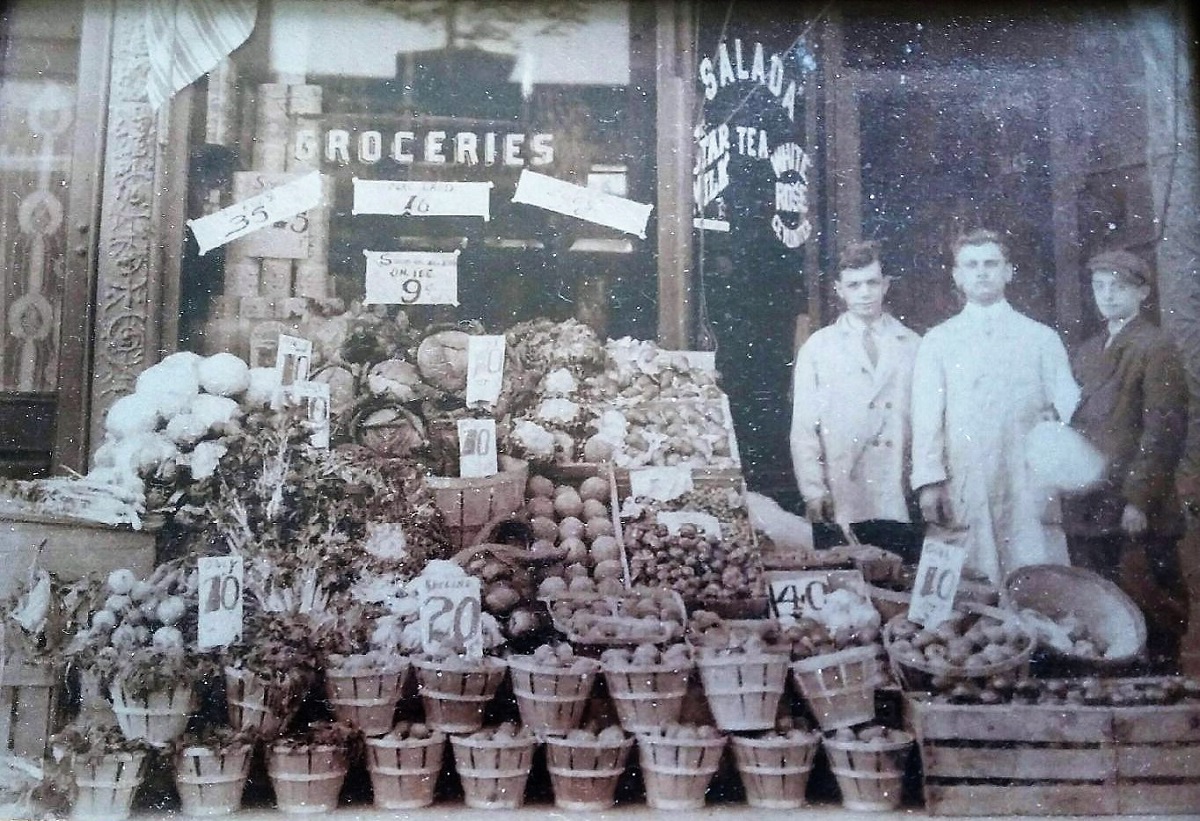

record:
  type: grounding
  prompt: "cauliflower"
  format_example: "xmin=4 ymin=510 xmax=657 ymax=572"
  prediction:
xmin=197 ymin=352 xmax=250 ymax=397
xmin=104 ymin=393 xmax=162 ymax=439
xmin=192 ymin=394 xmax=241 ymax=430
xmin=135 ymin=360 xmax=200 ymax=401
xmin=511 ymin=420 xmax=557 ymax=460
xmin=536 ymin=397 xmax=582 ymax=425
xmin=121 ymin=432 xmax=179 ymax=477
xmin=244 ymin=367 xmax=282 ymax=407
xmin=160 ymin=350 xmax=202 ymax=373
xmin=541 ymin=368 xmax=578 ymax=396
xmin=187 ymin=440 xmax=228 ymax=480
xmin=164 ymin=413 xmax=210 ymax=447
xmin=813 ymin=588 xmax=881 ymax=634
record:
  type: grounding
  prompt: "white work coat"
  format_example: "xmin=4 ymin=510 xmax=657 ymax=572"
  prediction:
xmin=910 ymin=302 xmax=1081 ymax=584
xmin=791 ymin=312 xmax=921 ymax=523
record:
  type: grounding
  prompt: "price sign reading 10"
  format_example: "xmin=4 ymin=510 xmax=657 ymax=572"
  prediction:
xmin=197 ymin=556 xmax=244 ymax=649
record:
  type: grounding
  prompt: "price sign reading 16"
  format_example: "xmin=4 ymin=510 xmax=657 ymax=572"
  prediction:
xmin=425 ymin=594 xmax=481 ymax=647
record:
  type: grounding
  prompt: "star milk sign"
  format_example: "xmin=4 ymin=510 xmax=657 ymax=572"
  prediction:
xmin=694 ymin=35 xmax=817 ymax=249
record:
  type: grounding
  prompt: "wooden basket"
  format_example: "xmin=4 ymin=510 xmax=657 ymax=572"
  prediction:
xmin=364 ymin=733 xmax=445 ymax=810
xmin=70 ymin=752 xmax=146 ymax=821
xmin=266 ymin=743 xmax=348 ymax=814
xmin=505 ymin=655 xmax=599 ymax=739
xmin=1 ymin=658 xmax=58 ymax=760
xmin=882 ymin=609 xmax=1035 ymax=692
xmin=545 ymin=734 xmax=633 ymax=811
xmin=823 ymin=732 xmax=913 ymax=812
xmin=427 ymin=457 xmax=529 ymax=549
xmin=323 ymin=664 xmax=409 ymax=737
xmin=791 ymin=645 xmax=879 ymax=731
xmin=223 ymin=667 xmax=306 ymax=741
xmin=601 ymin=660 xmax=691 ymax=732
xmin=695 ymin=653 xmax=789 ymax=731
xmin=412 ymin=658 xmax=507 ymax=733
xmin=173 ymin=744 xmax=252 ymax=816
xmin=730 ymin=732 xmax=821 ymax=809
xmin=636 ymin=732 xmax=727 ymax=810
xmin=449 ymin=733 xmax=537 ymax=810
xmin=110 ymin=682 xmax=195 ymax=745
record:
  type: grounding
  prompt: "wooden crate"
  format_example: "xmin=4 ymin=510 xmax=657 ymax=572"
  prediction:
xmin=1 ymin=659 xmax=59 ymax=760
xmin=907 ymin=692 xmax=1200 ymax=816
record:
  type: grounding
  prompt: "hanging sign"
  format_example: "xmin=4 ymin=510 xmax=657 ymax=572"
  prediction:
xmin=188 ymin=171 xmax=323 ymax=255
xmin=458 ymin=418 xmax=498 ymax=478
xmin=513 ymin=170 xmax=653 ymax=238
xmin=629 ymin=466 xmax=694 ymax=502
xmin=419 ymin=571 xmax=483 ymax=658
xmin=907 ymin=538 xmax=968 ymax=628
xmin=466 ymin=335 xmax=506 ymax=405
xmin=352 ymin=178 xmax=494 ymax=220
xmin=197 ymin=556 xmax=243 ymax=649
xmin=364 ymin=250 xmax=459 ymax=306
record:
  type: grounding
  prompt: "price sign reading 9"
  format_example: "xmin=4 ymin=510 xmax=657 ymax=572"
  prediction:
xmin=363 ymin=250 xmax=459 ymax=306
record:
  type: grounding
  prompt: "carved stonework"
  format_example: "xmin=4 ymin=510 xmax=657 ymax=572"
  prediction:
xmin=91 ymin=1 xmax=160 ymax=451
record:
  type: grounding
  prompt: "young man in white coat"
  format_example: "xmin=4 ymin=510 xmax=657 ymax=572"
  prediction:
xmin=911 ymin=229 xmax=1080 ymax=584
xmin=790 ymin=240 xmax=923 ymax=561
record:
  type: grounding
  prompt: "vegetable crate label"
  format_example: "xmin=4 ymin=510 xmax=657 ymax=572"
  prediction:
xmin=198 ymin=556 xmax=244 ymax=649
xmin=458 ymin=418 xmax=498 ymax=478
xmin=629 ymin=466 xmax=694 ymax=502
xmin=273 ymin=334 xmax=313 ymax=409
xmin=419 ymin=575 xmax=483 ymax=658
xmin=363 ymin=250 xmax=459 ymax=306
xmin=466 ymin=335 xmax=506 ymax=405
xmin=768 ymin=569 xmax=868 ymax=625
xmin=907 ymin=538 xmax=968 ymax=628
xmin=351 ymin=178 xmax=493 ymax=220
xmin=188 ymin=170 xmax=323 ymax=255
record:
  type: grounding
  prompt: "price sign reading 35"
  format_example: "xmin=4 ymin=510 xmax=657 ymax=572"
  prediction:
xmin=458 ymin=418 xmax=498 ymax=478
xmin=198 ymin=556 xmax=243 ymax=649
xmin=419 ymin=576 xmax=483 ymax=658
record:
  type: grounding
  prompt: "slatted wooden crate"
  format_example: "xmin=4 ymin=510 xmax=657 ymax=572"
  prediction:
xmin=906 ymin=692 xmax=1200 ymax=816
xmin=1 ymin=659 xmax=59 ymax=760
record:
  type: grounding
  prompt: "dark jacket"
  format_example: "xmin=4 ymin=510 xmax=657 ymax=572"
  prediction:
xmin=1062 ymin=316 xmax=1188 ymax=539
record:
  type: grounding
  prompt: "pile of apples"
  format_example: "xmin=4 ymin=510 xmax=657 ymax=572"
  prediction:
xmin=524 ymin=642 xmax=600 ymax=675
xmin=461 ymin=722 xmax=534 ymax=742
xmin=625 ymin=520 xmax=760 ymax=602
xmin=380 ymin=721 xmax=442 ymax=742
xmin=73 ymin=565 xmax=196 ymax=657
xmin=886 ymin=611 xmax=1033 ymax=673
xmin=526 ymin=474 xmax=625 ymax=597
xmin=830 ymin=724 xmax=911 ymax=747
xmin=600 ymin=642 xmax=692 ymax=669
xmin=560 ymin=725 xmax=629 ymax=745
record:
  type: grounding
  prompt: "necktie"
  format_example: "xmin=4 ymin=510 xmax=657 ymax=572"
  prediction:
xmin=863 ymin=325 xmax=879 ymax=367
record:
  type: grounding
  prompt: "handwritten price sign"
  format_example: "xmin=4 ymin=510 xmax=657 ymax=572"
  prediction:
xmin=352 ymin=178 xmax=493 ymax=220
xmin=466 ymin=335 xmax=506 ymax=405
xmin=198 ymin=556 xmax=243 ymax=649
xmin=230 ymin=172 xmax=313 ymax=259
xmin=419 ymin=575 xmax=483 ymax=658
xmin=907 ymin=539 xmax=968 ymax=628
xmin=188 ymin=171 xmax=323 ymax=255
xmin=512 ymin=169 xmax=653 ymax=238
xmin=364 ymin=250 xmax=459 ymax=306
xmin=458 ymin=418 xmax=498 ymax=478
xmin=768 ymin=569 xmax=868 ymax=624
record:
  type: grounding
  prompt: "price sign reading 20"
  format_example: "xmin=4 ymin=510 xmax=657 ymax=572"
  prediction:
xmin=419 ymin=576 xmax=483 ymax=657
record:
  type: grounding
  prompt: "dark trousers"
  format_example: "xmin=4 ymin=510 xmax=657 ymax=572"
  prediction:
xmin=1067 ymin=533 xmax=1191 ymax=673
xmin=812 ymin=519 xmax=924 ymax=565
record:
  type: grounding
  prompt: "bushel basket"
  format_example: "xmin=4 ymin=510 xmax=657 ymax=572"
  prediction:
xmin=364 ymin=732 xmax=445 ymax=810
xmin=427 ymin=456 xmax=528 ymax=549
xmin=173 ymin=744 xmax=252 ymax=817
xmin=224 ymin=667 xmax=306 ymax=740
xmin=506 ymin=654 xmax=599 ymax=739
xmin=449 ymin=733 xmax=537 ymax=810
xmin=731 ymin=732 xmax=821 ymax=809
xmin=791 ymin=645 xmax=878 ymax=730
xmin=695 ymin=652 xmax=789 ymax=731
xmin=601 ymin=658 xmax=692 ymax=732
xmin=637 ymin=732 xmax=727 ymax=810
xmin=323 ymin=663 xmax=409 ymax=736
xmin=267 ymin=743 xmax=348 ymax=814
xmin=70 ymin=752 xmax=146 ymax=821
xmin=109 ymin=682 xmax=195 ymax=745
xmin=823 ymin=732 xmax=914 ymax=812
xmin=545 ymin=734 xmax=633 ymax=811
xmin=412 ymin=657 xmax=507 ymax=734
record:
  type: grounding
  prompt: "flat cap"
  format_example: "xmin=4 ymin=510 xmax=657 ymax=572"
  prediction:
xmin=1086 ymin=249 xmax=1151 ymax=287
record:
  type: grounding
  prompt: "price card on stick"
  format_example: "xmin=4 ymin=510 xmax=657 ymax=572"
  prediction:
xmin=419 ymin=573 xmax=483 ymax=658
xmin=352 ymin=178 xmax=493 ymax=220
xmin=629 ymin=466 xmax=694 ymax=502
xmin=907 ymin=538 xmax=968 ymax=628
xmin=458 ymin=418 xmax=498 ymax=478
xmin=466 ymin=335 xmax=506 ymax=405
xmin=767 ymin=569 xmax=868 ymax=624
xmin=188 ymin=170 xmax=323 ymax=255
xmin=198 ymin=556 xmax=243 ymax=649
xmin=273 ymin=334 xmax=313 ymax=409
xmin=364 ymin=250 xmax=460 ymax=306
xmin=286 ymin=381 xmax=331 ymax=448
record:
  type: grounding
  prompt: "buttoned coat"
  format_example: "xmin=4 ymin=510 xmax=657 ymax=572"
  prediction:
xmin=1062 ymin=316 xmax=1188 ymax=540
xmin=791 ymin=312 xmax=921 ymax=523
xmin=910 ymin=303 xmax=1081 ymax=583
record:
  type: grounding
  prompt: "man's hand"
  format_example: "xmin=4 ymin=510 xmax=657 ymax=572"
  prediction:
xmin=805 ymin=495 xmax=835 ymax=524
xmin=1121 ymin=503 xmax=1149 ymax=538
xmin=919 ymin=483 xmax=953 ymax=526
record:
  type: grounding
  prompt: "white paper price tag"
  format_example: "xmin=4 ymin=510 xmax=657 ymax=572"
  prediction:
xmin=419 ymin=574 xmax=483 ymax=658
xmin=466 ymin=335 xmax=506 ymax=405
xmin=230 ymin=172 xmax=313 ymax=259
xmin=512 ymin=169 xmax=653 ymax=238
xmin=188 ymin=171 xmax=323 ymax=255
xmin=767 ymin=569 xmax=868 ymax=625
xmin=198 ymin=556 xmax=243 ymax=649
xmin=458 ymin=418 xmax=498 ymax=478
xmin=629 ymin=466 xmax=694 ymax=502
xmin=364 ymin=250 xmax=459 ymax=306
xmin=284 ymin=381 xmax=331 ymax=448
xmin=655 ymin=510 xmax=721 ymax=539
xmin=907 ymin=539 xmax=968 ymax=628
xmin=273 ymin=334 xmax=313 ymax=409
xmin=352 ymin=178 xmax=493 ymax=220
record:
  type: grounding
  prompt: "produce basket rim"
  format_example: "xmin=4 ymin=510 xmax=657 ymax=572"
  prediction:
xmin=881 ymin=607 xmax=1035 ymax=682
xmin=425 ymin=456 xmax=528 ymax=488
xmin=790 ymin=643 xmax=879 ymax=672
xmin=505 ymin=653 xmax=601 ymax=674
xmin=822 ymin=730 xmax=913 ymax=751
xmin=544 ymin=734 xmax=634 ymax=750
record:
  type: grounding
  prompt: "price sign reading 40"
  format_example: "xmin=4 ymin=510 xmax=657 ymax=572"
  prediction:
xmin=767 ymin=569 xmax=867 ymax=624
xmin=907 ymin=539 xmax=968 ymax=628
xmin=419 ymin=575 xmax=483 ymax=658
xmin=458 ymin=418 xmax=498 ymax=478
xmin=466 ymin=335 xmax=506 ymax=405
xmin=198 ymin=556 xmax=244 ymax=649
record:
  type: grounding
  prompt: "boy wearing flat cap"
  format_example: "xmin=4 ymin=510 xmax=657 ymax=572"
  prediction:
xmin=1062 ymin=249 xmax=1191 ymax=673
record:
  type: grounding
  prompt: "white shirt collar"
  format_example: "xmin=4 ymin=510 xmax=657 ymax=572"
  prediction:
xmin=960 ymin=300 xmax=1013 ymax=320
xmin=841 ymin=312 xmax=888 ymax=333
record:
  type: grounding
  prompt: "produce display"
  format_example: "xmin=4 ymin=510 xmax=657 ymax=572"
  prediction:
xmin=520 ymin=472 xmax=626 ymax=597
xmin=885 ymin=610 xmax=1034 ymax=675
xmin=546 ymin=589 xmax=687 ymax=644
